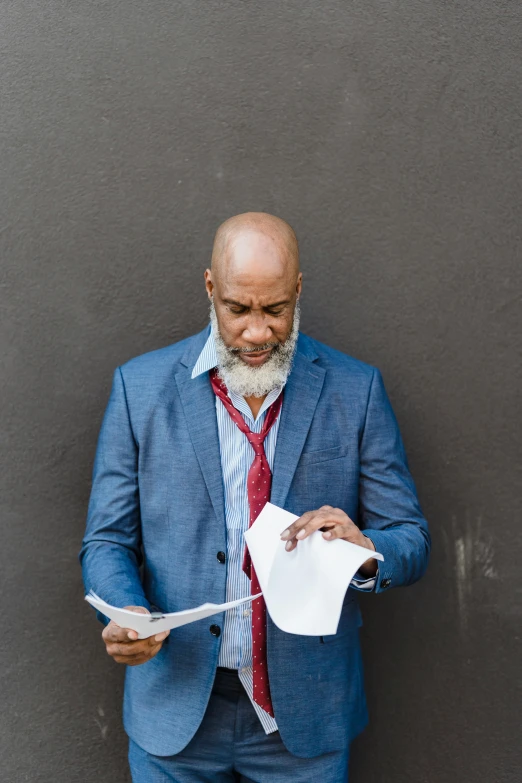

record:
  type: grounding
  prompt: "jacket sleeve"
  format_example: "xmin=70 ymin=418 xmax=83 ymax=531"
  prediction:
xmin=79 ymin=367 xmax=150 ymax=623
xmin=357 ymin=368 xmax=431 ymax=593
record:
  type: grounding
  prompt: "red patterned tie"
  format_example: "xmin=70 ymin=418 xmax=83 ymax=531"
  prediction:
xmin=210 ymin=367 xmax=283 ymax=717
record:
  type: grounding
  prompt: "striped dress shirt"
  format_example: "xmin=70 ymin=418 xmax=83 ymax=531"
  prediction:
xmin=191 ymin=327 xmax=376 ymax=734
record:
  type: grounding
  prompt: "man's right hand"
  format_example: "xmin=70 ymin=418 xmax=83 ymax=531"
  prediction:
xmin=102 ymin=606 xmax=170 ymax=666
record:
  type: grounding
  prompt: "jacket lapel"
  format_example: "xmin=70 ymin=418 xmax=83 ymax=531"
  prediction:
xmin=270 ymin=343 xmax=325 ymax=509
xmin=174 ymin=329 xmax=225 ymax=530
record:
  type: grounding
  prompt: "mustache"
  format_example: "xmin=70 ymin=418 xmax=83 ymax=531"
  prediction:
xmin=229 ymin=342 xmax=280 ymax=354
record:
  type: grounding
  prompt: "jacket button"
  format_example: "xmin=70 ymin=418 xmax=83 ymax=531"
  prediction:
xmin=217 ymin=551 xmax=226 ymax=564
xmin=209 ymin=624 xmax=221 ymax=637
xmin=381 ymin=578 xmax=391 ymax=589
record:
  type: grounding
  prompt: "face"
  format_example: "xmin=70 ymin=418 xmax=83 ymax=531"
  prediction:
xmin=205 ymin=231 xmax=302 ymax=367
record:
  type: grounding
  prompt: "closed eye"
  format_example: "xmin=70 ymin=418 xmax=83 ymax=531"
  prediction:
xmin=224 ymin=300 xmax=290 ymax=316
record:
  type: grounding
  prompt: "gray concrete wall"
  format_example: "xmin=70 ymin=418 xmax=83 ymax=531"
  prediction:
xmin=1 ymin=2 xmax=520 ymax=781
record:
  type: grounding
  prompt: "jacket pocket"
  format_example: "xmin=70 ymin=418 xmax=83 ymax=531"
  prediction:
xmin=320 ymin=603 xmax=363 ymax=643
xmin=319 ymin=629 xmax=351 ymax=644
xmin=299 ymin=444 xmax=347 ymax=466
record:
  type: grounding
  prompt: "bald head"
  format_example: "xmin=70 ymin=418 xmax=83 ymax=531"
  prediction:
xmin=210 ymin=212 xmax=299 ymax=279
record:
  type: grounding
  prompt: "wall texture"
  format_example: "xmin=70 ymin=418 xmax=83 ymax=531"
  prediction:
xmin=1 ymin=1 xmax=521 ymax=781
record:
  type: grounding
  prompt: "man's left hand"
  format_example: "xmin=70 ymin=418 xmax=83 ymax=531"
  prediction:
xmin=280 ymin=505 xmax=377 ymax=577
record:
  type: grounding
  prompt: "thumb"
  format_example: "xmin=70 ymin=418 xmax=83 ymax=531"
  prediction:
xmin=123 ymin=605 xmax=150 ymax=640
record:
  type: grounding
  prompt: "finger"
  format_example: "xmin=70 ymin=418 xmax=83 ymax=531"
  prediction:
xmin=104 ymin=624 xmax=144 ymax=643
xmin=113 ymin=643 xmax=163 ymax=666
xmin=322 ymin=525 xmax=374 ymax=553
xmin=284 ymin=521 xmax=331 ymax=551
xmin=123 ymin=606 xmax=151 ymax=641
xmin=109 ymin=629 xmax=169 ymax=655
xmin=115 ymin=630 xmax=168 ymax=648
xmin=283 ymin=512 xmax=333 ymax=552
xmin=282 ymin=506 xmax=345 ymax=542
xmin=103 ymin=622 xmax=137 ymax=644
xmin=107 ymin=642 xmax=141 ymax=658
xmin=102 ymin=605 xmax=151 ymax=643
xmin=322 ymin=525 xmax=351 ymax=541
xmin=280 ymin=511 xmax=315 ymax=541
xmin=290 ymin=510 xmax=336 ymax=542
xmin=107 ymin=638 xmax=156 ymax=657
xmin=123 ymin=627 xmax=154 ymax=642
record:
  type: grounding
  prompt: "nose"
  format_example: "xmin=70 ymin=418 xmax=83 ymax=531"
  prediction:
xmin=242 ymin=314 xmax=273 ymax=345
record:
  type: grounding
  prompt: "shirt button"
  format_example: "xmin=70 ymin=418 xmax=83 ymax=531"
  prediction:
xmin=243 ymin=609 xmax=251 ymax=617
xmin=217 ymin=551 xmax=226 ymax=564
xmin=209 ymin=624 xmax=221 ymax=637
xmin=381 ymin=578 xmax=391 ymax=589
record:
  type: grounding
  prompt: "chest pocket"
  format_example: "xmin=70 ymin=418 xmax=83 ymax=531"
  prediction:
xmin=298 ymin=444 xmax=347 ymax=466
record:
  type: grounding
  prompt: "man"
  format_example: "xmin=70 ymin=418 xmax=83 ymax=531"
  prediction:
xmin=80 ymin=212 xmax=430 ymax=782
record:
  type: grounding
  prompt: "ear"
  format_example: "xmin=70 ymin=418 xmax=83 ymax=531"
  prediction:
xmin=204 ymin=268 xmax=213 ymax=299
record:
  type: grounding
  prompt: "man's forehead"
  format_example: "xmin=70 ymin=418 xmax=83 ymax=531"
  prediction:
xmin=215 ymin=261 xmax=297 ymax=308
xmin=222 ymin=242 xmax=295 ymax=285
xmin=222 ymin=255 xmax=289 ymax=283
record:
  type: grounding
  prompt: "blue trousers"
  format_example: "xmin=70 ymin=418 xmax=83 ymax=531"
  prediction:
xmin=129 ymin=668 xmax=349 ymax=782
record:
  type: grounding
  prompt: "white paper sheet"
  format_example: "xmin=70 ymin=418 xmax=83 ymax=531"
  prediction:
xmin=244 ymin=503 xmax=384 ymax=636
xmin=85 ymin=591 xmax=261 ymax=639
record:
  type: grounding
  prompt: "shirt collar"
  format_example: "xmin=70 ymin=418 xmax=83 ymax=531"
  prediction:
xmin=191 ymin=326 xmax=219 ymax=378
xmin=191 ymin=325 xmax=284 ymax=423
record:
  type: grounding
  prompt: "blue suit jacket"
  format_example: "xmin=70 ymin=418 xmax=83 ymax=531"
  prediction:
xmin=80 ymin=327 xmax=430 ymax=758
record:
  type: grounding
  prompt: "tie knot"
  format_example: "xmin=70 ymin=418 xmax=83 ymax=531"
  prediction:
xmin=247 ymin=433 xmax=265 ymax=455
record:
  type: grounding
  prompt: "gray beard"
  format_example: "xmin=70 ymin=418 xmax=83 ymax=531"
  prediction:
xmin=209 ymin=299 xmax=300 ymax=398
